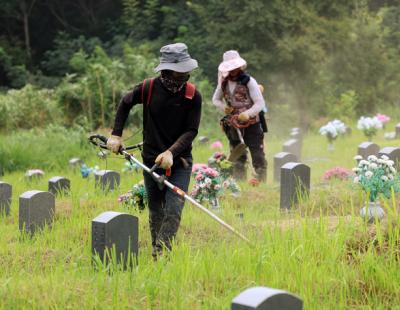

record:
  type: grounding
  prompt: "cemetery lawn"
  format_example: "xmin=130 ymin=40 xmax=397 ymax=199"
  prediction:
xmin=1 ymin=130 xmax=400 ymax=309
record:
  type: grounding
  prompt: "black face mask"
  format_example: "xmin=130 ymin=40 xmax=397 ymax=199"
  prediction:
xmin=160 ymin=71 xmax=190 ymax=93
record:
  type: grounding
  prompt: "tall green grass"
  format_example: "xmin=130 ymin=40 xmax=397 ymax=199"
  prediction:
xmin=0 ymin=124 xmax=399 ymax=308
xmin=0 ymin=125 xmax=92 ymax=173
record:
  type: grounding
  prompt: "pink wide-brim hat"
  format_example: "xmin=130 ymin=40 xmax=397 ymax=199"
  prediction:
xmin=218 ymin=50 xmax=247 ymax=73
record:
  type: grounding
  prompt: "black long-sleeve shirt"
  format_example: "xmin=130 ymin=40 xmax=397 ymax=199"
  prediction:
xmin=112 ymin=77 xmax=202 ymax=164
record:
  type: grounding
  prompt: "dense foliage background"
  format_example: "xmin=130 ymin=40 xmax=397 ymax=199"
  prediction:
xmin=1 ymin=0 xmax=400 ymax=131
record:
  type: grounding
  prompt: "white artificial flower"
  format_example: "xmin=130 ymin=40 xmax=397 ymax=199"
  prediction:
xmin=204 ymin=178 xmax=212 ymax=185
xmin=352 ymin=168 xmax=360 ymax=172
xmin=319 ymin=119 xmax=347 ymax=137
xmin=381 ymin=175 xmax=388 ymax=181
xmin=381 ymin=155 xmax=389 ymax=161
xmin=357 ymin=116 xmax=383 ymax=130
xmin=359 ymin=160 xmax=369 ymax=166
xmin=354 ymin=155 xmax=363 ymax=160
xmin=353 ymin=176 xmax=359 ymax=183
xmin=365 ymin=171 xmax=373 ymax=178
xmin=388 ymin=174 xmax=394 ymax=180
xmin=369 ymin=163 xmax=378 ymax=169
xmin=387 ymin=160 xmax=394 ymax=166
xmin=390 ymin=166 xmax=396 ymax=173
xmin=367 ymin=155 xmax=377 ymax=161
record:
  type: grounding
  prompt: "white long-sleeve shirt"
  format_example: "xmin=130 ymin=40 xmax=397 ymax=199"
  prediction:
xmin=212 ymin=76 xmax=266 ymax=117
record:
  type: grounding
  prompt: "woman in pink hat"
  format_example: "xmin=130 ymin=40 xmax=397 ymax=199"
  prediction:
xmin=212 ymin=50 xmax=267 ymax=182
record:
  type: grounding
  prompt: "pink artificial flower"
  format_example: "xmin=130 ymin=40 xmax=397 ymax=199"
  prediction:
xmin=192 ymin=163 xmax=207 ymax=173
xmin=376 ymin=113 xmax=390 ymax=124
xmin=195 ymin=174 xmax=204 ymax=181
xmin=214 ymin=152 xmax=224 ymax=160
xmin=210 ymin=141 xmax=223 ymax=150
xmin=323 ymin=167 xmax=354 ymax=181
xmin=205 ymin=167 xmax=219 ymax=177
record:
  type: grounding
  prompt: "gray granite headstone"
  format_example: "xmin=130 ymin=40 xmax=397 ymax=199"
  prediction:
xmin=92 ymin=211 xmax=138 ymax=267
xmin=98 ymin=150 xmax=108 ymax=160
xmin=25 ymin=169 xmax=44 ymax=181
xmin=198 ymin=136 xmax=209 ymax=144
xmin=19 ymin=190 xmax=55 ymax=234
xmin=384 ymin=132 xmax=396 ymax=140
xmin=94 ymin=170 xmax=120 ymax=191
xmin=357 ymin=142 xmax=379 ymax=159
xmin=69 ymin=157 xmax=83 ymax=167
xmin=48 ymin=176 xmax=70 ymax=196
xmin=378 ymin=147 xmax=400 ymax=170
xmin=289 ymin=128 xmax=302 ymax=141
xmin=396 ymin=123 xmax=400 ymax=139
xmin=231 ymin=286 xmax=303 ymax=310
xmin=0 ymin=182 xmax=12 ymax=216
xmin=282 ymin=139 xmax=302 ymax=161
xmin=280 ymin=162 xmax=310 ymax=210
xmin=273 ymin=152 xmax=297 ymax=183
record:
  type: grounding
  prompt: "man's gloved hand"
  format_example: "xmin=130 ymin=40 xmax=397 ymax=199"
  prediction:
xmin=107 ymin=135 xmax=123 ymax=154
xmin=155 ymin=150 xmax=173 ymax=169
xmin=238 ymin=111 xmax=250 ymax=122
xmin=224 ymin=106 xmax=234 ymax=115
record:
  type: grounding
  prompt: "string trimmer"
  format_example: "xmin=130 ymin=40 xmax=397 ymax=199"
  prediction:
xmin=88 ymin=134 xmax=252 ymax=245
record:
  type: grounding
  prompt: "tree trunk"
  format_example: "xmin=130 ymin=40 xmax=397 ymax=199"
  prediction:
xmin=21 ymin=1 xmax=31 ymax=60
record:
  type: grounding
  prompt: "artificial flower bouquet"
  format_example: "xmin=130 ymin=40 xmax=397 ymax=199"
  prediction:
xmin=323 ymin=167 xmax=354 ymax=181
xmin=357 ymin=116 xmax=383 ymax=140
xmin=122 ymin=161 xmax=140 ymax=173
xmin=80 ymin=164 xmax=99 ymax=178
xmin=375 ymin=113 xmax=390 ymax=128
xmin=353 ymin=155 xmax=399 ymax=202
xmin=191 ymin=165 xmax=223 ymax=205
xmin=319 ymin=119 xmax=347 ymax=150
xmin=118 ymin=182 xmax=147 ymax=211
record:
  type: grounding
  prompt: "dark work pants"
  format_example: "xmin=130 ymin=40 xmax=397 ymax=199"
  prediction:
xmin=143 ymin=162 xmax=192 ymax=258
xmin=227 ymin=122 xmax=267 ymax=181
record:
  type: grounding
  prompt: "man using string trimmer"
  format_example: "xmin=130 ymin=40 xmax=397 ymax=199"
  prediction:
xmin=107 ymin=43 xmax=202 ymax=260
xmin=213 ymin=50 xmax=268 ymax=184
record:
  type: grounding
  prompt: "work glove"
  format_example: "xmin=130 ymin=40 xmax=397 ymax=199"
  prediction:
xmin=238 ymin=111 xmax=250 ymax=123
xmin=224 ymin=106 xmax=234 ymax=115
xmin=107 ymin=135 xmax=123 ymax=154
xmin=155 ymin=150 xmax=173 ymax=170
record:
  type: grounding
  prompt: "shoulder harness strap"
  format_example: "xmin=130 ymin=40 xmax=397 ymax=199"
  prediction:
xmin=184 ymin=82 xmax=196 ymax=100
xmin=141 ymin=78 xmax=155 ymax=105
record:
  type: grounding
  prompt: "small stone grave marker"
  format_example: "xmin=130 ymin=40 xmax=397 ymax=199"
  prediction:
xmin=231 ymin=286 xmax=303 ymax=310
xmin=69 ymin=158 xmax=83 ymax=167
xmin=282 ymin=139 xmax=302 ymax=161
xmin=48 ymin=176 xmax=70 ymax=196
xmin=94 ymin=170 xmax=120 ymax=191
xmin=92 ymin=211 xmax=138 ymax=267
xmin=198 ymin=136 xmax=209 ymax=144
xmin=19 ymin=190 xmax=55 ymax=234
xmin=0 ymin=182 xmax=12 ymax=216
xmin=357 ymin=142 xmax=379 ymax=159
xmin=378 ymin=146 xmax=400 ymax=170
xmin=396 ymin=123 xmax=400 ymax=139
xmin=280 ymin=162 xmax=310 ymax=210
xmin=25 ymin=169 xmax=44 ymax=181
xmin=273 ymin=152 xmax=297 ymax=183
xmin=289 ymin=128 xmax=302 ymax=141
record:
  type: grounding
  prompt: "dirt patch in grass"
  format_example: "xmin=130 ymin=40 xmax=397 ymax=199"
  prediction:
xmin=344 ymin=220 xmax=400 ymax=263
